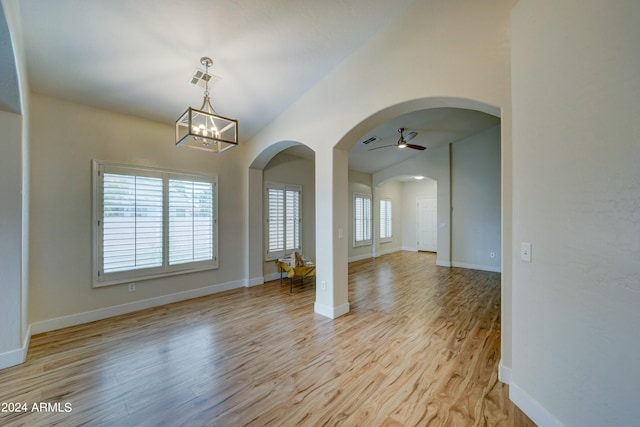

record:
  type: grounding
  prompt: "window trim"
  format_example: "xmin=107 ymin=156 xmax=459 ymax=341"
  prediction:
xmin=265 ymin=181 xmax=302 ymax=261
xmin=379 ymin=198 xmax=393 ymax=242
xmin=353 ymin=193 xmax=372 ymax=247
xmin=92 ymin=160 xmax=218 ymax=287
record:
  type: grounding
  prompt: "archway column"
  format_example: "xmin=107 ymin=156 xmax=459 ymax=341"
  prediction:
xmin=314 ymin=145 xmax=349 ymax=318
xmin=246 ymin=167 xmax=264 ymax=286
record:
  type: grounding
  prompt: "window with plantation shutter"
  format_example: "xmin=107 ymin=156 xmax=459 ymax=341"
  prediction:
xmin=286 ymin=189 xmax=300 ymax=251
xmin=353 ymin=193 xmax=372 ymax=247
xmin=102 ymin=172 xmax=164 ymax=273
xmin=169 ymin=177 xmax=214 ymax=266
xmin=266 ymin=182 xmax=301 ymax=260
xmin=380 ymin=198 xmax=392 ymax=241
xmin=93 ymin=161 xmax=218 ymax=287
xmin=267 ymin=187 xmax=284 ymax=254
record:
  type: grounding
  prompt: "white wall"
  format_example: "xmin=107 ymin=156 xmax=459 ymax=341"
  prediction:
xmin=451 ymin=125 xmax=501 ymax=272
xmin=401 ymin=178 xmax=437 ymax=252
xmin=262 ymin=152 xmax=316 ymax=277
xmin=28 ymin=94 xmax=248 ymax=326
xmin=511 ymin=1 xmax=640 ymax=425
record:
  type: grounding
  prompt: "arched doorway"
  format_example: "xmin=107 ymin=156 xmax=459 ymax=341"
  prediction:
xmin=247 ymin=141 xmax=316 ymax=288
xmin=245 ymin=98 xmax=507 ymax=375
xmin=337 ymin=98 xmax=501 ymax=272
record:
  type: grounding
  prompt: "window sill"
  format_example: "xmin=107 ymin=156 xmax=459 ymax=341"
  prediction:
xmin=93 ymin=264 xmax=218 ymax=288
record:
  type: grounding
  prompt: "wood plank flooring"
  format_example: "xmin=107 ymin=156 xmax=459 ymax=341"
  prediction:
xmin=0 ymin=251 xmax=534 ymax=426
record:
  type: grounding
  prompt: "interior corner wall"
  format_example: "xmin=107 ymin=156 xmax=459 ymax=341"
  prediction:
xmin=0 ymin=110 xmax=23 ymax=357
xmin=262 ymin=153 xmax=316 ymax=277
xmin=511 ymin=1 xmax=640 ymax=425
xmin=451 ymin=125 xmax=501 ymax=272
xmin=348 ymin=169 xmax=373 ymax=261
xmin=0 ymin=0 xmax=30 ymax=369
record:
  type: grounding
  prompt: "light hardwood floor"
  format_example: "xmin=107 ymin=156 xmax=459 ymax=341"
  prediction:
xmin=0 ymin=251 xmax=534 ymax=426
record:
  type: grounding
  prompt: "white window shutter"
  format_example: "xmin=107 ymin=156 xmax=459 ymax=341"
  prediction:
xmin=266 ymin=182 xmax=302 ymax=260
xmin=354 ymin=193 xmax=372 ymax=246
xmin=380 ymin=198 xmax=392 ymax=240
xmin=94 ymin=161 xmax=218 ymax=287
xmin=102 ymin=172 xmax=163 ymax=273
xmin=169 ymin=178 xmax=214 ymax=266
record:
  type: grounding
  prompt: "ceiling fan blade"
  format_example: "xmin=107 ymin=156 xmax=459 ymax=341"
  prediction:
xmin=404 ymin=131 xmax=418 ymax=142
xmin=406 ymin=143 xmax=426 ymax=151
xmin=368 ymin=144 xmax=394 ymax=151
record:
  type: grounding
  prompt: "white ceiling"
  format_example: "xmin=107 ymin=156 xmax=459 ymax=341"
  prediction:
xmin=348 ymin=108 xmax=500 ymax=174
xmin=17 ymin=0 xmax=499 ymax=175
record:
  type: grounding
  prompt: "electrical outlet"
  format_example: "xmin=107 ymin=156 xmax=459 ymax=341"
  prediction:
xmin=128 ymin=283 xmax=136 ymax=292
xmin=490 ymin=251 xmax=496 ymax=259
xmin=320 ymin=281 xmax=327 ymax=291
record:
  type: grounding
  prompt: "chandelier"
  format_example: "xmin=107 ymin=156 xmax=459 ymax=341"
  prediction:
xmin=175 ymin=57 xmax=238 ymax=153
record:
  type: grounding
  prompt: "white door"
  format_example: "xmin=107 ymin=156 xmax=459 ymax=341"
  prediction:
xmin=417 ymin=197 xmax=437 ymax=252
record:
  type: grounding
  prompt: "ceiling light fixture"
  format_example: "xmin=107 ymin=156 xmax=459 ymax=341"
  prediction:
xmin=414 ymin=176 xmax=425 ymax=180
xmin=175 ymin=57 xmax=238 ymax=153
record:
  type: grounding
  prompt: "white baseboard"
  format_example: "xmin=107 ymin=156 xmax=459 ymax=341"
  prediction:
xmin=510 ymin=381 xmax=564 ymax=427
xmin=30 ymin=279 xmax=246 ymax=335
xmin=402 ymin=246 xmax=418 ymax=252
xmin=0 ymin=325 xmax=32 ymax=370
xmin=248 ymin=276 xmax=265 ymax=287
xmin=436 ymin=260 xmax=452 ymax=267
xmin=498 ymin=360 xmax=511 ymax=384
xmin=314 ymin=302 xmax=350 ymax=319
xmin=0 ymin=347 xmax=25 ymax=370
xmin=376 ymin=247 xmax=402 ymax=257
xmin=348 ymin=253 xmax=372 ymax=263
xmin=451 ymin=261 xmax=501 ymax=273
xmin=263 ymin=272 xmax=282 ymax=283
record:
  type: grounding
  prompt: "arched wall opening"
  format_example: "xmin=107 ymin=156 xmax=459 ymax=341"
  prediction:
xmin=247 ymin=140 xmax=316 ymax=286
xmin=336 ymin=97 xmax=501 ymax=273
xmin=247 ymin=96 xmax=503 ymax=290
xmin=244 ymin=93 xmax=509 ymax=373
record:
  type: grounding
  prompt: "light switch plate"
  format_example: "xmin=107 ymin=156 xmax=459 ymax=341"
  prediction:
xmin=521 ymin=242 xmax=532 ymax=262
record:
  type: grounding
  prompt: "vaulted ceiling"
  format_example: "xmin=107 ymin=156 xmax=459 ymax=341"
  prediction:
xmin=16 ymin=0 xmax=498 ymax=174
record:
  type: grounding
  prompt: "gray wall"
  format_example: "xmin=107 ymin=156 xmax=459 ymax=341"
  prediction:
xmin=28 ymin=94 xmax=248 ymax=324
xmin=452 ymin=125 xmax=501 ymax=271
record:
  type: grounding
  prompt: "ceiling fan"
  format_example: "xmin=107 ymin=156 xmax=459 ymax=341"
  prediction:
xmin=368 ymin=128 xmax=426 ymax=151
